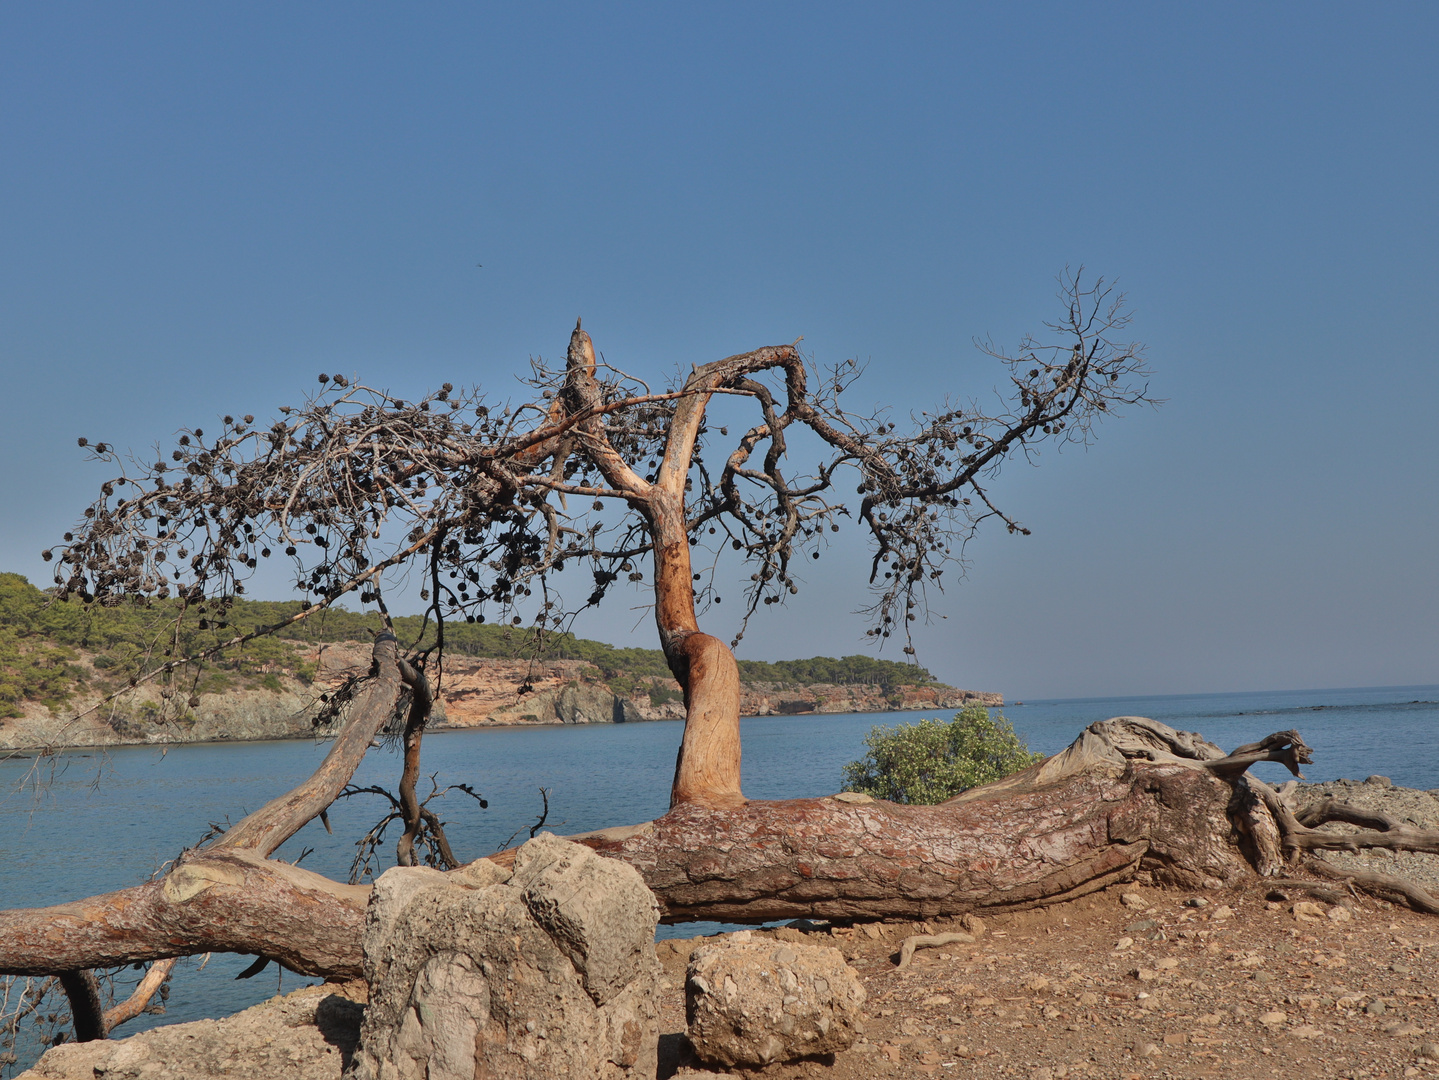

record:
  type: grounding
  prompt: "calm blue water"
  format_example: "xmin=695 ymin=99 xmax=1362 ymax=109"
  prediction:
xmin=1 ymin=683 xmax=1436 ymax=1061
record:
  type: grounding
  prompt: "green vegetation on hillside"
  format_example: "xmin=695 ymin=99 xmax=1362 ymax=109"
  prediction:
xmin=841 ymin=705 xmax=1043 ymax=804
xmin=0 ymin=572 xmax=939 ymax=718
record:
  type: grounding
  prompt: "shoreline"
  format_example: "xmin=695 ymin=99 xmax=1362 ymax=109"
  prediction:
xmin=0 ymin=699 xmax=1001 ymax=755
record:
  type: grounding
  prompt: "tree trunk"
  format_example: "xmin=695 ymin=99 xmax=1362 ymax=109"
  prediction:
xmin=6 ymin=716 xmax=1439 ymax=989
xmin=580 ymin=759 xmax=1249 ymax=923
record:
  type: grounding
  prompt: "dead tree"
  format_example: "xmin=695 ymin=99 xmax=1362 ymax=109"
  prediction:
xmin=10 ymin=271 xmax=1437 ymax=1038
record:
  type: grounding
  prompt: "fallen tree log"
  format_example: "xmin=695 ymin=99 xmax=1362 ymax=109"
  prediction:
xmin=5 ymin=717 xmax=1439 ymax=997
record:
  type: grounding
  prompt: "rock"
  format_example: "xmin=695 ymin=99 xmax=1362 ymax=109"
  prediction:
xmin=1366 ymin=775 xmax=1394 ymax=787
xmin=831 ymin=791 xmax=874 ymax=804
xmin=1155 ymin=958 xmax=1178 ymax=970
xmin=1120 ymin=892 xmax=1149 ymax=910
xmin=1134 ymin=1041 xmax=1160 ymax=1058
xmin=1366 ymin=999 xmax=1387 ymax=1017
xmin=490 ymin=681 xmax=642 ymax=726
xmin=1293 ymin=901 xmax=1326 ymax=922
xmin=1259 ymin=1011 xmax=1288 ymax=1027
xmin=1291 ymin=1025 xmax=1324 ymax=1038
xmin=1327 ymin=905 xmax=1353 ymax=923
xmin=1210 ymin=905 xmax=1234 ymax=921
xmin=960 ymin=913 xmax=986 ymax=937
xmin=1418 ymin=1041 xmax=1439 ymax=1059
xmin=18 ymin=984 xmax=361 ymax=1080
xmin=1113 ymin=937 xmax=1134 ymax=951
xmin=349 ymin=834 xmax=661 ymax=1080
xmin=510 ymin=832 xmax=658 ymax=1006
xmin=1184 ymin=897 xmax=1210 ymax=908
xmin=1076 ymin=992 xmax=1100 ymax=1007
xmin=1387 ymin=1023 xmax=1424 ymax=1037
xmin=685 ymin=938 xmax=866 ymax=1067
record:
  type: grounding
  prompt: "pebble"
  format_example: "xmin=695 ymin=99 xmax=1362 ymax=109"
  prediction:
xmin=1292 ymin=1025 xmax=1324 ymax=1038
xmin=1134 ymin=1041 xmax=1160 ymax=1058
xmin=1259 ymin=1011 xmax=1288 ymax=1027
xmin=1210 ymin=905 xmax=1234 ymax=921
xmin=1114 ymin=937 xmax=1134 ymax=951
xmin=1120 ymin=892 xmax=1149 ymax=910
xmin=1292 ymin=901 xmax=1326 ymax=922
xmin=1366 ymin=1000 xmax=1387 ymax=1016
xmin=1185 ymin=897 xmax=1210 ymax=908
xmin=1386 ymin=1023 xmax=1424 ymax=1037
xmin=1419 ymin=1041 xmax=1439 ymax=1059
xmin=1327 ymin=905 xmax=1353 ymax=923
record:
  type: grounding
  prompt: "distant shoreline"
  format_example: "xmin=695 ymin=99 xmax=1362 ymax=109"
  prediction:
xmin=0 ymin=698 xmax=1008 ymax=755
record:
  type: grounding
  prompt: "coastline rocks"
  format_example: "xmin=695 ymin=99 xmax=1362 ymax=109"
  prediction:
xmin=348 ymin=834 xmax=661 ymax=1080
xmin=685 ymin=935 xmax=866 ymax=1067
xmin=487 ymin=681 xmax=642 ymax=726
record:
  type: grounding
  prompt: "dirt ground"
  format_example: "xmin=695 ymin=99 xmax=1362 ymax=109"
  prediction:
xmin=654 ymin=880 xmax=1439 ymax=1080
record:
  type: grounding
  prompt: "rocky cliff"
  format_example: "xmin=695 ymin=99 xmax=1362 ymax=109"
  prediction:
xmin=0 ymin=639 xmax=1000 ymax=750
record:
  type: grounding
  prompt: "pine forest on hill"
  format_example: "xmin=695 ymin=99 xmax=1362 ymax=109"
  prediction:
xmin=0 ymin=572 xmax=938 ymax=721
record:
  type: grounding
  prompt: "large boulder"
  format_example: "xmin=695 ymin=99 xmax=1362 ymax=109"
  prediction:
xmin=685 ymin=933 xmax=866 ymax=1067
xmin=348 ymin=834 xmax=661 ymax=1080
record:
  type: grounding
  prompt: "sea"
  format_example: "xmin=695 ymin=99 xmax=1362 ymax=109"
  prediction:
xmin=1 ymin=683 xmax=1436 ymax=1067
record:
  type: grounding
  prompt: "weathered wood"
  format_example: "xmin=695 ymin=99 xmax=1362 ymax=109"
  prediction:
xmin=8 ymin=716 xmax=1439 ymax=988
xmin=222 ymin=634 xmax=404 ymax=855
xmin=583 ymin=758 xmax=1250 ymax=923
xmin=1 ymin=635 xmax=406 ymax=987
xmin=0 ymin=850 xmax=369 ymax=978
xmin=103 ymin=958 xmax=176 ymax=1034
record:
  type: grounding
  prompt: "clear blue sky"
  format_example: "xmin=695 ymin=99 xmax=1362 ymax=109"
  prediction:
xmin=1 ymin=4 xmax=1434 ymax=699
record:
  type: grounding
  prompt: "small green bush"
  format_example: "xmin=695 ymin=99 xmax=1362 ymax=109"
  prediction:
xmin=841 ymin=705 xmax=1044 ymax=804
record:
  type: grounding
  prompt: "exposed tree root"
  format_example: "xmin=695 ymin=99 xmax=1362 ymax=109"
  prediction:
xmin=1300 ymin=857 xmax=1439 ymax=915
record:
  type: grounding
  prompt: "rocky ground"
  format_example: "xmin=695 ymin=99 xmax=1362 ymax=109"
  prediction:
xmin=25 ymin=879 xmax=1438 ymax=1080
xmin=658 ymin=880 xmax=1439 ymax=1080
